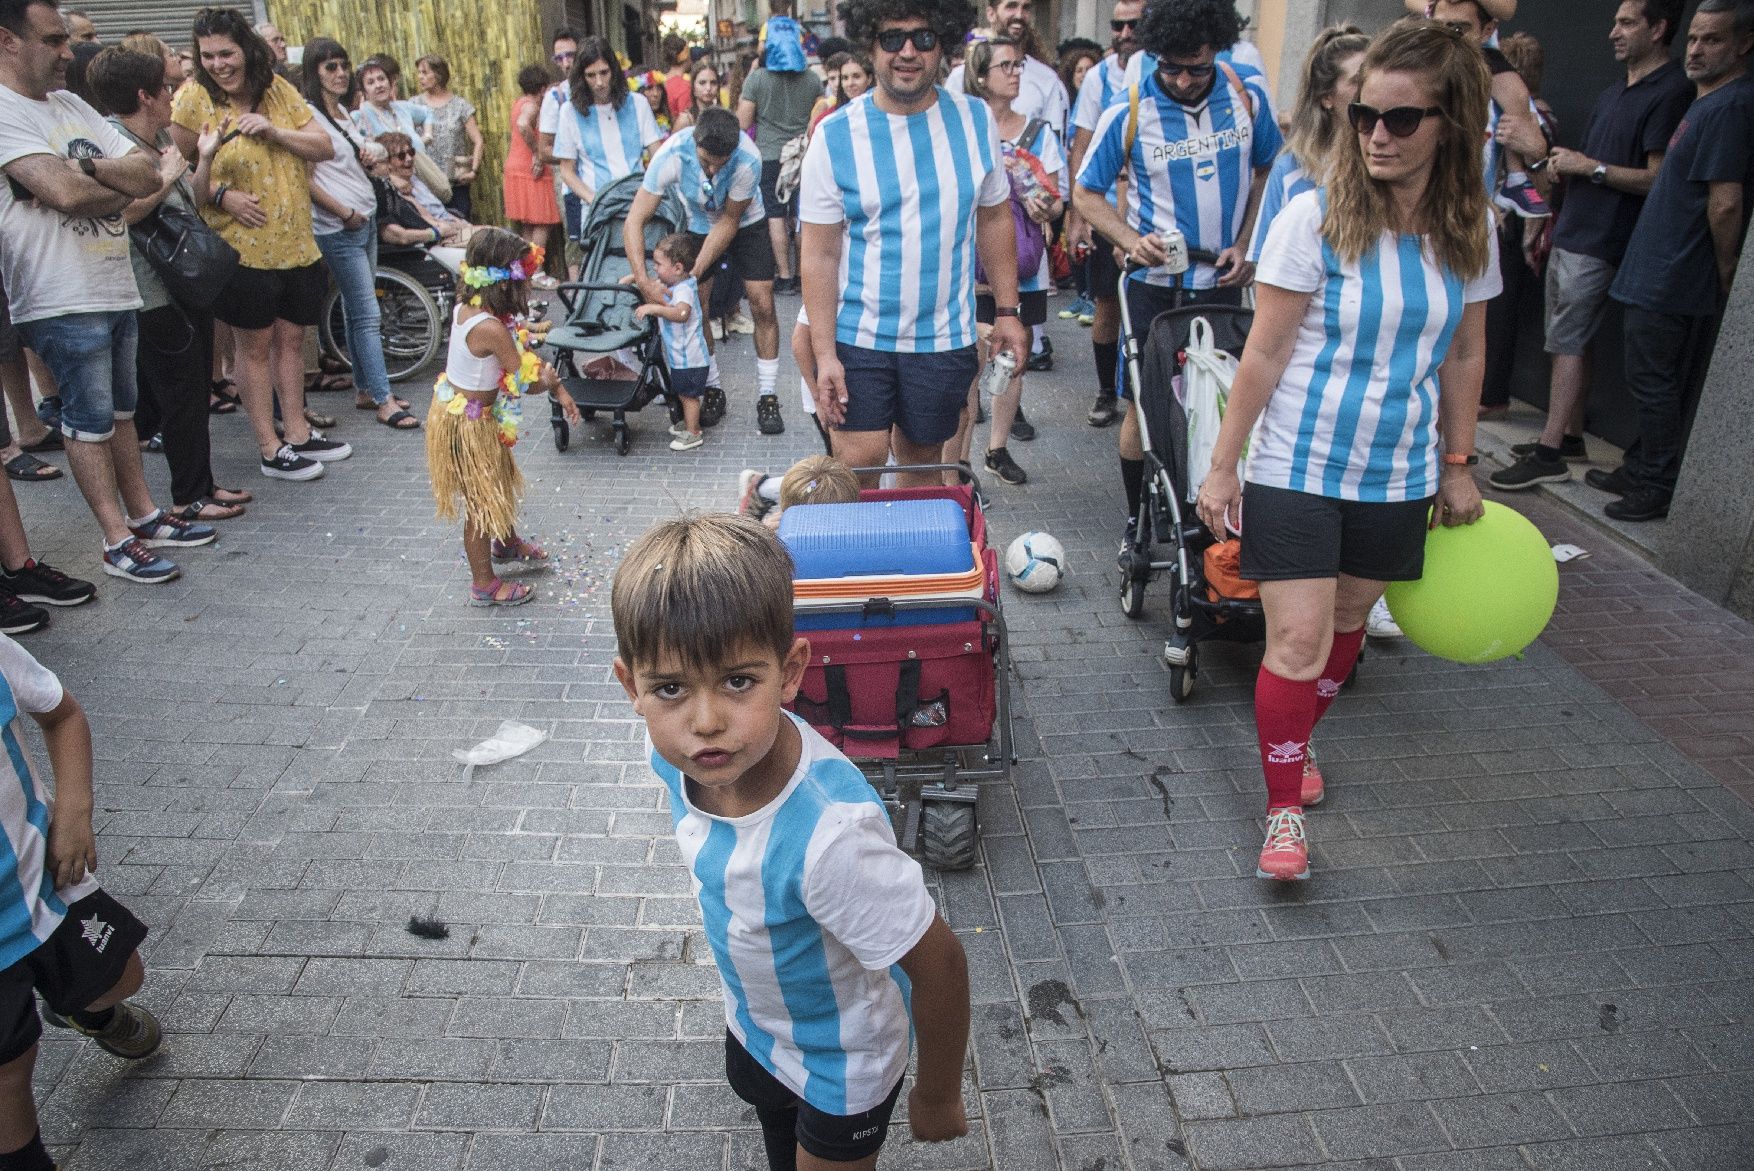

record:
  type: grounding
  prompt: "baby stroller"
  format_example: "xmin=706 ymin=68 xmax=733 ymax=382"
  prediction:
xmin=543 ymin=172 xmax=686 ymax=456
xmin=782 ymin=467 xmax=1013 ymax=870
xmin=1114 ymin=254 xmax=1268 ymax=703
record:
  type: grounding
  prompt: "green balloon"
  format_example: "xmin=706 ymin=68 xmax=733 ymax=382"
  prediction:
xmin=1382 ymin=501 xmax=1558 ymax=664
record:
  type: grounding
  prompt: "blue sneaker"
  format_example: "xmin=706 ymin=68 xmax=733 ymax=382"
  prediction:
xmin=1496 ymin=176 xmax=1551 ymax=218
xmin=102 ymin=538 xmax=179 ymax=583
xmin=1058 ymin=294 xmax=1088 ymax=321
xmin=128 ymin=509 xmax=217 ymax=548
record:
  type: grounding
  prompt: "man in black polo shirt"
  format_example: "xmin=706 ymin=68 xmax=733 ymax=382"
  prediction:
xmin=1598 ymin=0 xmax=1754 ymax=521
xmin=1490 ymin=0 xmax=1691 ymax=491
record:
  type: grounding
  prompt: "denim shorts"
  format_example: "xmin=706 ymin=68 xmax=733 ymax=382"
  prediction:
xmin=836 ymin=342 xmax=979 ymax=445
xmin=17 ymin=310 xmax=138 ymax=441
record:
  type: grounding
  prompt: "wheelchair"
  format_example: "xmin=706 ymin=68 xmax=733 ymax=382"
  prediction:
xmin=316 ymin=245 xmax=456 ymax=384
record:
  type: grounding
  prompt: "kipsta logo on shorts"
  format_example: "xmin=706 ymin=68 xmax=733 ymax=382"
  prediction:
xmin=80 ymin=915 xmax=114 ymax=953
xmin=1266 ymin=740 xmax=1306 ymax=765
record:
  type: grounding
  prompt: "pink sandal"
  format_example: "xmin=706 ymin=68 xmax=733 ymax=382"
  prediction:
xmin=491 ymin=537 xmax=549 ymax=564
xmin=469 ymin=578 xmax=534 ymax=607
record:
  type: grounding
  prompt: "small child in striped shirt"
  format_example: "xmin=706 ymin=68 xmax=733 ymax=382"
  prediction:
xmin=612 ymin=515 xmax=972 ymax=1168
xmin=632 ymin=233 xmax=713 ymax=452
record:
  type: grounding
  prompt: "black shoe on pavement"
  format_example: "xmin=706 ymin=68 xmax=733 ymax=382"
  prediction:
xmin=1488 ymin=452 xmax=1570 ymax=491
xmin=1604 ymin=486 xmax=1671 ymax=522
xmin=1512 ymin=435 xmax=1587 ymax=461
xmin=756 ymin=394 xmax=785 ymax=435
xmin=288 ymin=431 xmax=352 ymax=461
xmin=0 ymin=558 xmax=95 ymax=607
xmin=984 ymin=446 xmax=1027 ymax=485
xmin=1009 ymin=407 xmax=1036 ymax=442
xmin=701 ymin=386 xmax=726 ymax=428
xmin=1584 ymin=465 xmax=1636 ymax=496
xmin=261 ymin=444 xmax=324 ymax=481
xmin=773 ymin=276 xmax=800 ymax=295
xmin=1088 ymin=395 xmax=1118 ymax=427
xmin=0 ymin=591 xmax=48 ymax=635
xmin=1027 ymin=336 xmax=1054 ymax=372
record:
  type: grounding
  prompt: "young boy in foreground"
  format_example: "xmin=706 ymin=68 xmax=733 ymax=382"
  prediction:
xmin=0 ymin=634 xmax=160 ymax=1171
xmin=612 ymin=515 xmax=971 ymax=1170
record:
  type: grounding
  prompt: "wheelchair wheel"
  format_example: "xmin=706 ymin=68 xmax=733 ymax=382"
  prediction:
xmin=919 ymin=800 xmax=977 ymax=870
xmin=317 ymin=267 xmax=443 ymax=384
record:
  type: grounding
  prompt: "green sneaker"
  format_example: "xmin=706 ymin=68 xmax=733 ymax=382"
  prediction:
xmin=42 ymin=1001 xmax=163 ymax=1059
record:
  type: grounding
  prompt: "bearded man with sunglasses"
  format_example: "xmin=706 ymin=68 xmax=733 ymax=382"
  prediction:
xmin=1072 ymin=0 xmax=1278 ymax=555
xmin=798 ymin=0 xmax=1027 ymax=486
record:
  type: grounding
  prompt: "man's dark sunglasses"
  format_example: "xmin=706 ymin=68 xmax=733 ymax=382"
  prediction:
xmin=1110 ymin=18 xmax=1139 ymax=31
xmin=1347 ymin=102 xmax=1443 ymax=137
xmin=876 ymin=27 xmax=940 ymax=53
xmin=1157 ymin=61 xmax=1215 ymax=79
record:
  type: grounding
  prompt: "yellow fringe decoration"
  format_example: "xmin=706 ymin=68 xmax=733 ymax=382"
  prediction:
xmin=426 ymin=396 xmax=524 ymax=539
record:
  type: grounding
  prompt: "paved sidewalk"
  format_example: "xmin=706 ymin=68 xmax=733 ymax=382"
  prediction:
xmin=11 ymin=304 xmax=1753 ymax=1170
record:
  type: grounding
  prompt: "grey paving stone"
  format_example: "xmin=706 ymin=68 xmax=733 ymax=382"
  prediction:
xmin=1429 ymin=1090 xmax=1574 ymax=1147
xmin=1344 ymin=1051 xmax=1480 ymax=1103
xmin=543 ymin=1083 xmax=672 ymax=1131
xmin=1184 ymin=1114 xmax=1321 ymax=1170
xmin=1547 ymin=1079 xmax=1696 ymax=1137
xmin=283 ymin=1081 xmax=421 ymax=1130
xmin=1227 ymin=1060 xmax=1362 ymax=1114
xmin=1309 ymin=1100 xmax=1453 ymax=1161
xmin=329 ymin=1132 xmax=469 ymax=1171
xmin=415 ymin=1081 xmax=544 ymax=1130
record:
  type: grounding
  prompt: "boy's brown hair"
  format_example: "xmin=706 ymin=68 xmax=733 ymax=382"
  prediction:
xmin=778 ymin=455 xmax=861 ymax=511
xmin=612 ymin=514 xmax=796 ymax=674
xmin=655 ymin=231 xmax=701 ymax=274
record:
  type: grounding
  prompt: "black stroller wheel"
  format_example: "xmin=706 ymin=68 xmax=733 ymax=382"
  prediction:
xmin=919 ymin=800 xmax=977 ymax=870
xmin=1169 ymin=644 xmax=1198 ymax=703
xmin=552 ymin=418 xmax=569 ymax=453
xmin=614 ymin=426 xmax=631 ymax=456
xmin=1120 ymin=572 xmax=1146 ymax=619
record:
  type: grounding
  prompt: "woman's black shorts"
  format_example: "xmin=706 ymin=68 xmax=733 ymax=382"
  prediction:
xmin=211 ymin=261 xmax=330 ymax=331
xmin=1239 ymin=482 xmax=1434 ymax=583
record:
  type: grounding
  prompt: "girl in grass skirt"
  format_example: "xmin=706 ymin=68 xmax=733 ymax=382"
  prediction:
xmin=427 ymin=228 xmax=581 ymax=606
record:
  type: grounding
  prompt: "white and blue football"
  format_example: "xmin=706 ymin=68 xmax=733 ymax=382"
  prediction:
xmin=1005 ymin=532 xmax=1064 ymax=594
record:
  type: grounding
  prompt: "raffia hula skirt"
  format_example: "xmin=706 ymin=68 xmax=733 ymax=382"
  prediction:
xmin=425 ymin=393 xmax=524 ymax=540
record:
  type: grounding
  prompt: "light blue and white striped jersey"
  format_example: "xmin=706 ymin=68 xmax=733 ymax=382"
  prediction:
xmin=799 ymin=89 xmax=1010 ymax=353
xmin=1246 ymin=191 xmax=1502 ymax=503
xmin=1014 ymin=118 xmax=1067 ymax=294
xmin=656 ymin=276 xmax=711 ymax=371
xmin=0 ymin=635 xmax=98 ymax=971
xmin=552 ymin=96 xmax=662 ymax=192
xmin=1246 ymin=150 xmax=1313 ymax=263
xmin=650 ymin=715 xmax=936 ymax=1114
xmin=1076 ymin=66 xmax=1280 ymax=288
xmin=642 ymin=128 xmax=766 ymax=233
xmin=1071 ymin=53 xmax=1129 ymax=134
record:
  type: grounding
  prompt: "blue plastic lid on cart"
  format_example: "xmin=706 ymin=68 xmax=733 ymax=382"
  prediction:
xmin=779 ymin=499 xmax=973 ymax=579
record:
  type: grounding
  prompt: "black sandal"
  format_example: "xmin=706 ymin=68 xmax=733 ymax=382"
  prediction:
xmin=377 ymin=409 xmax=420 ymax=430
xmin=173 ymin=497 xmax=245 ymax=521
xmin=4 ymin=453 xmax=61 ymax=481
xmin=210 ymin=379 xmax=241 ymax=414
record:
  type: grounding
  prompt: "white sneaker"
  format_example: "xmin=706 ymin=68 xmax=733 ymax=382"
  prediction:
xmin=530 ymin=273 xmax=559 ymax=290
xmin=1366 ymin=597 xmax=1403 ymax=640
xmin=669 ymin=422 xmax=691 ymax=438
xmin=670 ymin=431 xmax=704 ymax=451
xmin=709 ymin=318 xmax=725 ymax=341
xmin=726 ymin=311 xmax=755 ymax=335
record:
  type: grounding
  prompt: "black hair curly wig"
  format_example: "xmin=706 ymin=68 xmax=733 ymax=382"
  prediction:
xmin=837 ymin=0 xmax=978 ymax=52
xmin=1141 ymin=0 xmax=1240 ymax=61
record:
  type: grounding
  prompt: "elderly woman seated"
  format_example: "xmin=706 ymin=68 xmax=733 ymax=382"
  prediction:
xmin=372 ymin=130 xmax=472 ymax=270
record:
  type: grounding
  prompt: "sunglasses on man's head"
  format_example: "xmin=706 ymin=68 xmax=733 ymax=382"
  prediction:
xmin=875 ymin=27 xmax=939 ymax=53
xmin=1347 ymin=102 xmax=1442 ymax=137
xmin=1110 ymin=18 xmax=1139 ymax=31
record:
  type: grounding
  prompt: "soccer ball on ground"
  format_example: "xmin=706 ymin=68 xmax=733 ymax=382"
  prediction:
xmin=1005 ymin=532 xmax=1064 ymax=594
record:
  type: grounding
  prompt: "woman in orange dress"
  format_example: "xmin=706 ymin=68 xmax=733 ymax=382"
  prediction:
xmin=502 ymin=64 xmax=561 ymax=283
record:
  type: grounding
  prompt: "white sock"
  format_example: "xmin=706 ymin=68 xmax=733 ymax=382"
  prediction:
xmin=127 ymin=509 xmax=161 ymax=528
xmin=707 ymin=354 xmax=722 ymax=389
xmin=757 ymin=358 xmax=779 ymax=396
xmin=1505 ymin=169 xmax=1529 ymax=187
xmin=1031 ymin=325 xmax=1045 ymax=355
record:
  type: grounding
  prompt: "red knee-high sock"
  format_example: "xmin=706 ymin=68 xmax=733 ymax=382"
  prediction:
xmin=1311 ymin=627 xmax=1366 ymax=727
xmin=1255 ymin=665 xmax=1318 ymax=810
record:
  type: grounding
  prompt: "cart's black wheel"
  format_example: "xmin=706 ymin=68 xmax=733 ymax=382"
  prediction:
xmin=1169 ymin=644 xmax=1198 ymax=703
xmin=919 ymin=801 xmax=977 ymax=870
xmin=552 ymin=419 xmax=569 ymax=453
xmin=614 ymin=427 xmax=631 ymax=456
xmin=1120 ymin=572 xmax=1146 ymax=619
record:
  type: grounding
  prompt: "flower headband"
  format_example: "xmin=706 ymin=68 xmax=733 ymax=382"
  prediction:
xmin=460 ymin=245 xmax=546 ymax=292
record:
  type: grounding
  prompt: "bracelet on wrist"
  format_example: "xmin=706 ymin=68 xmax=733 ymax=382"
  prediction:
xmin=211 ymin=184 xmax=229 ymax=209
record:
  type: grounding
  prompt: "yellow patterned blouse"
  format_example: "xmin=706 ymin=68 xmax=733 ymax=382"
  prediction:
xmin=171 ymin=75 xmax=320 ymax=270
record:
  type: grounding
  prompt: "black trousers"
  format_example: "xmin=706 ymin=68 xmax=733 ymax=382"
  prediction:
xmin=134 ymin=303 xmax=217 ymax=506
xmin=1621 ymin=304 xmax=1708 ymax=496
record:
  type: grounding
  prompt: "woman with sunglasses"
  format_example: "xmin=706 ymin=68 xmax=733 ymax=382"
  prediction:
xmin=301 ymin=38 xmax=419 ymax=432
xmin=171 ymin=7 xmax=349 ymax=483
xmin=1194 ymin=22 xmax=1500 ymax=883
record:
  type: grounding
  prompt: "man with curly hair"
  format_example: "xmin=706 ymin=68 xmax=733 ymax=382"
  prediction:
xmin=1072 ymin=0 xmax=1279 ymax=551
xmin=798 ymin=0 xmax=1029 ymax=485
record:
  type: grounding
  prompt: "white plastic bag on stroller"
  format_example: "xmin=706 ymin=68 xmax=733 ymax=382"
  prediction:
xmin=1181 ymin=315 xmax=1245 ymax=504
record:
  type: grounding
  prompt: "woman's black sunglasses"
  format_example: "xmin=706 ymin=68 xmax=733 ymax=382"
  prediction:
xmin=1348 ymin=103 xmax=1443 ymax=137
xmin=876 ymin=28 xmax=939 ymax=53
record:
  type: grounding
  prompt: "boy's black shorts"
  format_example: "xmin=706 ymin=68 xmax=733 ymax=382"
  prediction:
xmin=725 ymin=1030 xmax=904 ymax=1163
xmin=0 ymin=888 xmax=146 ymax=1064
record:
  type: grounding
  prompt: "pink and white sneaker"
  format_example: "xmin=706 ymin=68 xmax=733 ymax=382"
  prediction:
xmin=1301 ymin=745 xmax=1325 ymax=806
xmin=1257 ymin=807 xmax=1310 ymax=881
